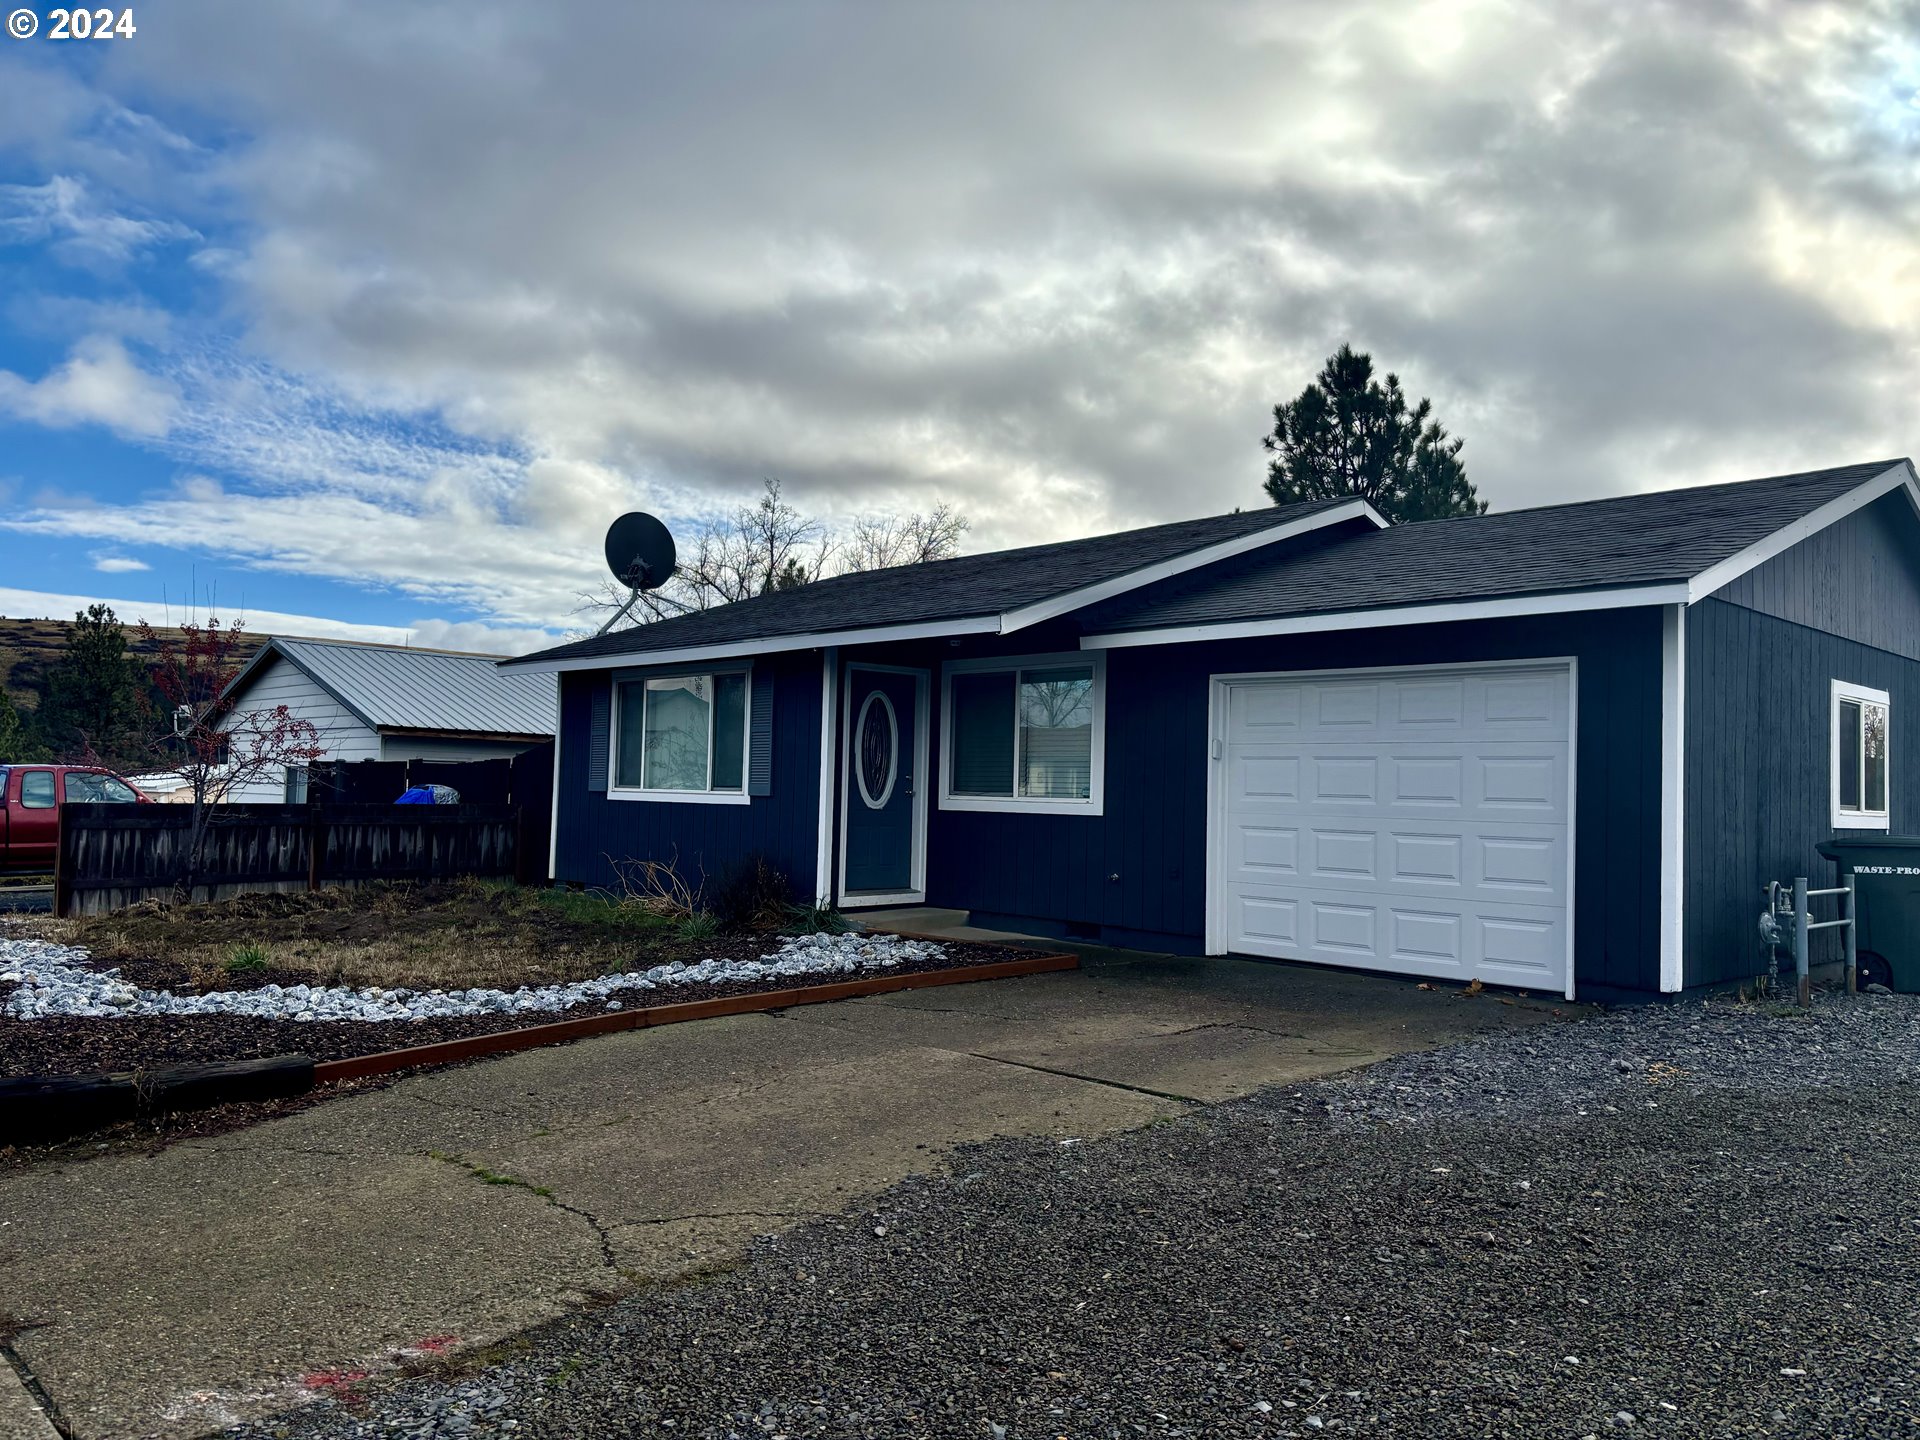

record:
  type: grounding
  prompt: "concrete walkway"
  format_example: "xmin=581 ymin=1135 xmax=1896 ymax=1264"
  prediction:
xmin=0 ymin=945 xmax=1558 ymax=1438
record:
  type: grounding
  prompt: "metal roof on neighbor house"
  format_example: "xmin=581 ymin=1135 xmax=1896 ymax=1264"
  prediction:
xmin=1079 ymin=459 xmax=1916 ymax=633
xmin=505 ymin=497 xmax=1363 ymax=667
xmin=228 ymin=638 xmax=556 ymax=737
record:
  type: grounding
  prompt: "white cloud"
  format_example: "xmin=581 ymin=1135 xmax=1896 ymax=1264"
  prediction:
xmin=90 ymin=552 xmax=151 ymax=572
xmin=2 ymin=0 xmax=1916 ymax=640
xmin=0 ymin=336 xmax=179 ymax=439
xmin=0 ymin=587 xmax=554 ymax=654
xmin=0 ymin=174 xmax=197 ymax=264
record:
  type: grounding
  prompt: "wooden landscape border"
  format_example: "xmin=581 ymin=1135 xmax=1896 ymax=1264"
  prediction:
xmin=312 ymin=950 xmax=1079 ymax=1085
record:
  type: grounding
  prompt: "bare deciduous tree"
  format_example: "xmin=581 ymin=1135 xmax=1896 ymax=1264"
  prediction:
xmin=138 ymin=616 xmax=326 ymax=902
xmin=577 ymin=480 xmax=969 ymax=636
xmin=841 ymin=502 xmax=970 ymax=573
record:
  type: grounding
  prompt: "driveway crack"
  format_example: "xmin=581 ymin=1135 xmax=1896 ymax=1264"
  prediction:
xmin=1 ymin=1329 xmax=73 ymax=1440
xmin=958 ymin=1051 xmax=1199 ymax=1105
xmin=427 ymin=1151 xmax=617 ymax=1269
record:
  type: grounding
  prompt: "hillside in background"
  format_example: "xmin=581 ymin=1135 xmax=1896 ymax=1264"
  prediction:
xmin=0 ymin=614 xmax=267 ymax=717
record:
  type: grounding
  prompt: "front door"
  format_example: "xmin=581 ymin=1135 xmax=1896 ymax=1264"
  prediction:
xmin=842 ymin=667 xmax=922 ymax=897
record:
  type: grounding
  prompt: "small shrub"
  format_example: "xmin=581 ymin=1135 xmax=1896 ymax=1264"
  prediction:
xmin=785 ymin=901 xmax=854 ymax=936
xmin=607 ymin=850 xmax=704 ymax=920
xmin=709 ymin=854 xmax=793 ymax=933
xmin=675 ymin=911 xmax=720 ymax=941
xmin=226 ymin=943 xmax=272 ymax=974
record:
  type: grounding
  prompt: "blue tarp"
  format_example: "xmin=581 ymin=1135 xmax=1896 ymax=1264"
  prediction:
xmin=395 ymin=784 xmax=461 ymax=805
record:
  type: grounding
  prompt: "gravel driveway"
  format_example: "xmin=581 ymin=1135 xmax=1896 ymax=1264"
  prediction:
xmin=228 ymin=993 xmax=1920 ymax=1440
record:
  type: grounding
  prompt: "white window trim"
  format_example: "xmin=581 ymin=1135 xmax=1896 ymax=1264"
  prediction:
xmin=1830 ymin=678 xmax=1891 ymax=831
xmin=939 ymin=650 xmax=1105 ymax=816
xmin=608 ymin=666 xmax=753 ymax=806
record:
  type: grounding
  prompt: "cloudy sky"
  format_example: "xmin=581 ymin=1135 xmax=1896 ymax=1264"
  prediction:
xmin=0 ymin=0 xmax=1915 ymax=652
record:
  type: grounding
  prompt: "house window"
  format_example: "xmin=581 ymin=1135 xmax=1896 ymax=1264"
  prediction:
xmin=1832 ymin=680 xmax=1891 ymax=830
xmin=611 ymin=670 xmax=750 ymax=804
xmin=941 ymin=653 xmax=1104 ymax=815
xmin=284 ymin=766 xmax=310 ymax=804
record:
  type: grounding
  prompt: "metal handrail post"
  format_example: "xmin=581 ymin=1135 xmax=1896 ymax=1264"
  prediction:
xmin=1794 ymin=875 xmax=1811 ymax=1008
xmin=1844 ymin=873 xmax=1858 ymax=994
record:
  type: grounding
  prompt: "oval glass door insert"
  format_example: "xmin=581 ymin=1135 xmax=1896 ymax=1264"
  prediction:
xmin=856 ymin=690 xmax=899 ymax=809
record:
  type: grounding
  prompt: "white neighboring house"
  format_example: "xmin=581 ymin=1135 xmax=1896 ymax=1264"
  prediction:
xmin=213 ymin=637 xmax=556 ymax=802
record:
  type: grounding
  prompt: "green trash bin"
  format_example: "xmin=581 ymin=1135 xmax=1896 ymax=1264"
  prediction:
xmin=1815 ymin=836 xmax=1920 ymax=991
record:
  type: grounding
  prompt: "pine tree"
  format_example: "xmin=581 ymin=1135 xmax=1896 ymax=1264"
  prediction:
xmin=1262 ymin=345 xmax=1486 ymax=524
xmin=0 ymin=686 xmax=42 ymax=761
xmin=31 ymin=605 xmax=155 ymax=766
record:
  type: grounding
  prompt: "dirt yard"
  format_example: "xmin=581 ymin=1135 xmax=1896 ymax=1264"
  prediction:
xmin=37 ymin=878 xmax=715 ymax=993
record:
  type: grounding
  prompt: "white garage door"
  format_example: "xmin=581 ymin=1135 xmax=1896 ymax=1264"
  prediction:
xmin=1214 ymin=662 xmax=1574 ymax=995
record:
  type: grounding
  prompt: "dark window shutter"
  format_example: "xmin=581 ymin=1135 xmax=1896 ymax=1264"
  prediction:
xmin=587 ymin=681 xmax=611 ymax=793
xmin=748 ymin=667 xmax=774 ymax=797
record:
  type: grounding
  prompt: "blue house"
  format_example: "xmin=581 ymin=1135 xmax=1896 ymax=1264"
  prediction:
xmin=504 ymin=459 xmax=1920 ymax=1000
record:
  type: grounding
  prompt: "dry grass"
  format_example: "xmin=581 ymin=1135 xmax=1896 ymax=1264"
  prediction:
xmin=43 ymin=878 xmax=682 ymax=992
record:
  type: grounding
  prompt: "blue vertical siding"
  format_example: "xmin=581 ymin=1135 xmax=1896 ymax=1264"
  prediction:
xmin=554 ymin=650 xmax=823 ymax=897
xmin=1713 ymin=493 xmax=1920 ymax=661
xmin=925 ymin=609 xmax=1665 ymax=993
xmin=1683 ymin=597 xmax=1920 ymax=989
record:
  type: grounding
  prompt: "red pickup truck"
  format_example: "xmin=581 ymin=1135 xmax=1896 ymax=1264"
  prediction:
xmin=0 ymin=764 xmax=151 ymax=873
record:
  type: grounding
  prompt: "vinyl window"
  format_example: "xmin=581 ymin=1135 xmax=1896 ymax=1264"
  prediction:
xmin=941 ymin=652 xmax=1104 ymax=815
xmin=611 ymin=670 xmax=750 ymax=804
xmin=1832 ymin=680 xmax=1890 ymax=830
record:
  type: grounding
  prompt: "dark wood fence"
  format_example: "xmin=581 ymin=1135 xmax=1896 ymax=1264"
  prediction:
xmin=55 ymin=803 xmax=525 ymax=916
xmin=308 ymin=744 xmax=552 ymax=884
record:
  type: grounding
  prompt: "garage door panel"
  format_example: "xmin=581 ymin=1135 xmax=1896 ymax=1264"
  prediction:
xmin=1233 ymin=893 xmax=1300 ymax=949
xmin=1307 ymin=755 xmax=1378 ymax=804
xmin=1391 ymin=831 xmax=1463 ymax=885
xmin=1236 ymin=753 xmax=1301 ymax=801
xmin=1307 ymin=827 xmax=1377 ymax=881
xmin=1478 ymin=912 xmax=1564 ymax=985
xmin=1307 ymin=899 xmax=1376 ymax=957
xmin=1230 ymin=885 xmax=1566 ymax=983
xmin=1217 ymin=664 xmax=1572 ymax=994
xmin=1232 ymin=824 xmax=1300 ymax=879
xmin=1388 ymin=756 xmax=1465 ymax=806
xmin=1314 ymin=682 xmax=1381 ymax=729
xmin=1393 ymin=677 xmax=1467 ymax=727
xmin=1478 ymin=672 xmax=1567 ymax=730
xmin=1478 ymin=754 xmax=1564 ymax=810
xmin=1390 ymin=908 xmax=1464 ymax=965
xmin=1231 ymin=743 xmax=1568 ymax=822
xmin=1478 ymin=834 xmax=1559 ymax=895
xmin=1238 ymin=669 xmax=1568 ymax=744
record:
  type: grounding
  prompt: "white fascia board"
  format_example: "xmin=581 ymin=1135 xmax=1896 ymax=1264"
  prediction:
xmin=1658 ymin=604 xmax=1686 ymax=992
xmin=1079 ymin=583 xmax=1689 ymax=650
xmin=503 ymin=615 xmax=1003 ymax=675
xmin=997 ymin=498 xmax=1385 ymax=635
xmin=1684 ymin=461 xmax=1920 ymax=602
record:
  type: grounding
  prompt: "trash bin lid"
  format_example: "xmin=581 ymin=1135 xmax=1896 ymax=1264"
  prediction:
xmin=1817 ymin=834 xmax=1920 ymax=866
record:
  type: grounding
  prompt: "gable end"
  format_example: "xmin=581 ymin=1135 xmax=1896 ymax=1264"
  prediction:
xmin=1709 ymin=490 xmax=1920 ymax=662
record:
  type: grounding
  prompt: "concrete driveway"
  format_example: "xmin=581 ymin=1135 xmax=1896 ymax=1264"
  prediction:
xmin=0 ymin=945 xmax=1559 ymax=1439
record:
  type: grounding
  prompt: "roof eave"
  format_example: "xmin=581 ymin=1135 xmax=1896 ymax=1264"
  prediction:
xmin=503 ymin=497 xmax=1388 ymax=673
xmin=1681 ymin=459 xmax=1920 ymax=603
xmin=219 ymin=638 xmax=383 ymax=732
xmin=500 ymin=614 xmax=1005 ymax=675
xmin=1077 ymin=583 xmax=1691 ymax=649
xmin=995 ymin=497 xmax=1384 ymax=635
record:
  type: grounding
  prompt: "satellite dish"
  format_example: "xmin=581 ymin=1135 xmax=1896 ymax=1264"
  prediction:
xmin=604 ymin=512 xmax=676 ymax=591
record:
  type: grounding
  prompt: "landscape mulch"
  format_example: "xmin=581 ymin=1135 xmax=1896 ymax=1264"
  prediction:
xmin=0 ymin=938 xmax=1038 ymax=1082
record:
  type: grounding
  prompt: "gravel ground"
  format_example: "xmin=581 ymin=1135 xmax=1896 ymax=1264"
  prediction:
xmin=228 ymin=992 xmax=1920 ymax=1440
xmin=0 ymin=938 xmax=1033 ymax=1079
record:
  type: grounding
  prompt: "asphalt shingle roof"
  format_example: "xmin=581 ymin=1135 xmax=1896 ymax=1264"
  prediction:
xmin=1080 ymin=459 xmax=1912 ymax=633
xmin=511 ymin=498 xmax=1356 ymax=665
xmin=252 ymin=638 xmax=556 ymax=735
